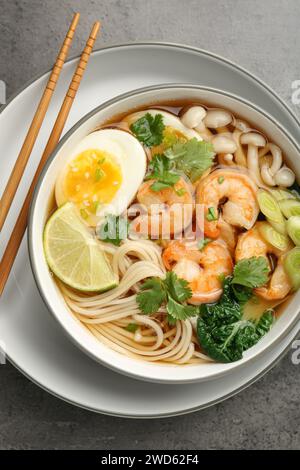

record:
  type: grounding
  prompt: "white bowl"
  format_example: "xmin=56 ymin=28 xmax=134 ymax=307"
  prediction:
xmin=29 ymin=85 xmax=300 ymax=384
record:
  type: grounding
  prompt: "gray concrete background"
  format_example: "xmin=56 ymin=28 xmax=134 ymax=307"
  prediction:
xmin=0 ymin=0 xmax=299 ymax=450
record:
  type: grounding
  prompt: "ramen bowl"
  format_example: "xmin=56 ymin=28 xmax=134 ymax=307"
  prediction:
xmin=29 ymin=85 xmax=300 ymax=384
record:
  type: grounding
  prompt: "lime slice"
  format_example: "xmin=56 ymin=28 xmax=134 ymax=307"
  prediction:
xmin=44 ymin=202 xmax=118 ymax=292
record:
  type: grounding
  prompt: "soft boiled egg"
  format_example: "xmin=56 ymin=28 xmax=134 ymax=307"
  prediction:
xmin=55 ymin=128 xmax=146 ymax=226
xmin=123 ymin=109 xmax=203 ymax=151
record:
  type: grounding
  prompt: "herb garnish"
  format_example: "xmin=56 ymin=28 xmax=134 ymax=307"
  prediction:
xmin=136 ymin=272 xmax=198 ymax=324
xmin=130 ymin=113 xmax=165 ymax=147
xmin=165 ymin=138 xmax=215 ymax=182
xmin=124 ymin=323 xmax=138 ymax=333
xmin=97 ymin=214 xmax=129 ymax=246
xmin=232 ymin=256 xmax=270 ymax=288
xmin=145 ymin=154 xmax=180 ymax=191
xmin=206 ymin=207 xmax=218 ymax=221
xmin=198 ymin=238 xmax=212 ymax=251
xmin=197 ymin=257 xmax=272 ymax=363
xmin=95 ymin=168 xmax=104 ymax=182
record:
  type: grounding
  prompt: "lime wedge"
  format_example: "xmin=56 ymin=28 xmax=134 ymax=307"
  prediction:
xmin=43 ymin=202 xmax=118 ymax=292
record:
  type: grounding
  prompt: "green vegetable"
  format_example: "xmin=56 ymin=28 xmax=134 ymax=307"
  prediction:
xmin=175 ymin=188 xmax=186 ymax=197
xmin=258 ymin=221 xmax=290 ymax=251
xmin=218 ymin=176 xmax=225 ymax=184
xmin=284 ymin=246 xmax=300 ymax=289
xmin=206 ymin=207 xmax=218 ymax=221
xmin=80 ymin=208 xmax=89 ymax=220
xmin=271 ymin=188 xmax=299 ymax=201
xmin=197 ymin=258 xmax=273 ymax=363
xmin=164 ymin=138 xmax=215 ymax=182
xmin=125 ymin=323 xmax=138 ymax=333
xmin=91 ymin=200 xmax=100 ymax=214
xmin=257 ymin=189 xmax=285 ymax=225
xmin=198 ymin=238 xmax=212 ymax=251
xmin=232 ymin=256 xmax=269 ymax=288
xmin=95 ymin=168 xmax=104 ymax=182
xmin=286 ymin=216 xmax=300 ymax=246
xmin=267 ymin=218 xmax=287 ymax=235
xmin=279 ymin=199 xmax=300 ymax=218
xmin=145 ymin=154 xmax=180 ymax=191
xmin=97 ymin=214 xmax=129 ymax=246
xmin=136 ymin=272 xmax=198 ymax=324
xmin=130 ymin=113 xmax=165 ymax=147
xmin=197 ymin=312 xmax=273 ymax=363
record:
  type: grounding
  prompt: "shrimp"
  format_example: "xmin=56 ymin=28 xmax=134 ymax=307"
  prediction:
xmin=133 ymin=177 xmax=194 ymax=238
xmin=196 ymin=169 xmax=259 ymax=239
xmin=217 ymin=215 xmax=238 ymax=254
xmin=235 ymin=223 xmax=292 ymax=300
xmin=162 ymin=239 xmax=233 ymax=304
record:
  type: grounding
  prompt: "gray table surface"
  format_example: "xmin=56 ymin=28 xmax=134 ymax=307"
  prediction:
xmin=0 ymin=0 xmax=299 ymax=450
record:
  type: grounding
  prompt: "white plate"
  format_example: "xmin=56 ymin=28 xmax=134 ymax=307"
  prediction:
xmin=1 ymin=43 xmax=299 ymax=417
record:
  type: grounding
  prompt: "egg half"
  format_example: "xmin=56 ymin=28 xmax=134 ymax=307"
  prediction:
xmin=55 ymin=128 xmax=147 ymax=226
xmin=123 ymin=109 xmax=203 ymax=150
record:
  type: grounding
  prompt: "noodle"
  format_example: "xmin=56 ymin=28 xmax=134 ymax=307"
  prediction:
xmin=60 ymin=239 xmax=210 ymax=364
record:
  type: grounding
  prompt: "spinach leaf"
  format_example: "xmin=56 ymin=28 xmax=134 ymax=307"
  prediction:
xmin=197 ymin=269 xmax=274 ymax=363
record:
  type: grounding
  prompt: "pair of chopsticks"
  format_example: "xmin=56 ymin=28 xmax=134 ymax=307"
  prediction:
xmin=0 ymin=13 xmax=100 ymax=295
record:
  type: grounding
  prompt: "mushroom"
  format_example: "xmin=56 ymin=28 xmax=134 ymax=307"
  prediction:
xmin=274 ymin=165 xmax=296 ymax=187
xmin=240 ymin=132 xmax=266 ymax=185
xmin=203 ymin=109 xmax=232 ymax=130
xmin=259 ymin=144 xmax=283 ymax=186
xmin=218 ymin=153 xmax=235 ymax=166
xmin=233 ymin=119 xmax=250 ymax=132
xmin=231 ymin=120 xmax=251 ymax=167
xmin=211 ymin=134 xmax=237 ymax=154
xmin=180 ymin=106 xmax=207 ymax=129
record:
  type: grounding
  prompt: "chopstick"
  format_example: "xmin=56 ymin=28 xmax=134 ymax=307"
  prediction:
xmin=0 ymin=12 xmax=80 ymax=232
xmin=0 ymin=21 xmax=101 ymax=296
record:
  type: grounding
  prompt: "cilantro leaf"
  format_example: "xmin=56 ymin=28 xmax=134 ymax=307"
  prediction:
xmin=136 ymin=277 xmax=167 ymax=315
xmin=145 ymin=154 xmax=180 ymax=191
xmin=165 ymin=138 xmax=215 ymax=182
xmin=167 ymin=296 xmax=198 ymax=324
xmin=130 ymin=113 xmax=165 ymax=147
xmin=124 ymin=323 xmax=138 ymax=333
xmin=232 ymin=257 xmax=269 ymax=288
xmin=198 ymin=238 xmax=212 ymax=251
xmin=97 ymin=214 xmax=129 ymax=246
xmin=165 ymin=272 xmax=192 ymax=303
xmin=136 ymin=272 xmax=198 ymax=323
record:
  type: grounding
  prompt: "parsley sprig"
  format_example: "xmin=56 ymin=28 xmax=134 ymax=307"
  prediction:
xmin=136 ymin=272 xmax=198 ymax=324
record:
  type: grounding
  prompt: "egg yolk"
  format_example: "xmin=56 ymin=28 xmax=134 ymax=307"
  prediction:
xmin=63 ymin=149 xmax=122 ymax=216
xmin=151 ymin=126 xmax=187 ymax=155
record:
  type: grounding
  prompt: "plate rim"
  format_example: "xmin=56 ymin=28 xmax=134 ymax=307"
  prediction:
xmin=7 ymin=327 xmax=299 ymax=418
xmin=1 ymin=42 xmax=300 ymax=417
xmin=1 ymin=41 xmax=300 ymax=130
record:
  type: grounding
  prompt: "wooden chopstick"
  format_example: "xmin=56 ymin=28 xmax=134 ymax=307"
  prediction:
xmin=0 ymin=21 xmax=101 ymax=296
xmin=0 ymin=12 xmax=80 ymax=232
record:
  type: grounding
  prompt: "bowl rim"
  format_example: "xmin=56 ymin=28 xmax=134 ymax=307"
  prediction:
xmin=28 ymin=83 xmax=300 ymax=383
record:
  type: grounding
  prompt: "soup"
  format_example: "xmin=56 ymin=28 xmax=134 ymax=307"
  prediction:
xmin=43 ymin=102 xmax=300 ymax=365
